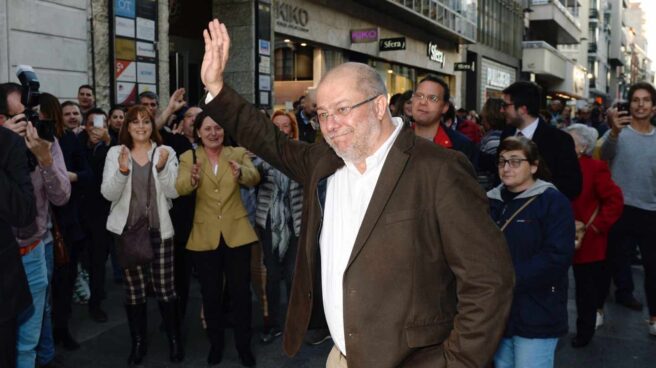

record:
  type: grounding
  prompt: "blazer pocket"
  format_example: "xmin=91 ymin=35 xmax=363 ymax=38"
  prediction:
xmin=405 ymin=319 xmax=453 ymax=348
xmin=385 ymin=208 xmax=421 ymax=224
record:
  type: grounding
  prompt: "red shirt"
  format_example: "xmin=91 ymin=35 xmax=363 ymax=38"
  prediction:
xmin=433 ymin=126 xmax=453 ymax=149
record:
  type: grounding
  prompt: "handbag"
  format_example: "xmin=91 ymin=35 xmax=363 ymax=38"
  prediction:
xmin=575 ymin=205 xmax=600 ymax=250
xmin=116 ymin=148 xmax=161 ymax=269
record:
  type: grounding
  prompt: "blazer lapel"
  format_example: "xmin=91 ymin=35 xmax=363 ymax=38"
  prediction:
xmin=198 ymin=148 xmax=220 ymax=188
xmin=215 ymin=147 xmax=231 ymax=184
xmin=346 ymin=128 xmax=414 ymax=270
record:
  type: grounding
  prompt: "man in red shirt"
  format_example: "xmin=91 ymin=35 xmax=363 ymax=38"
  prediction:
xmin=411 ymin=75 xmax=477 ymax=164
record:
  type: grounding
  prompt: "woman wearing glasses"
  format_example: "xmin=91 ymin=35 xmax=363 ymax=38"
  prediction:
xmin=487 ymin=136 xmax=575 ymax=368
xmin=101 ymin=105 xmax=182 ymax=365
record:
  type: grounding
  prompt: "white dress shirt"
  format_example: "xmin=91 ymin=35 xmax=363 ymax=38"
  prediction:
xmin=320 ymin=117 xmax=403 ymax=356
xmin=517 ymin=117 xmax=539 ymax=139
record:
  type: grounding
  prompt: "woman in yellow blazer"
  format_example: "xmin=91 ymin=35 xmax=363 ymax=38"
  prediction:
xmin=176 ymin=113 xmax=260 ymax=366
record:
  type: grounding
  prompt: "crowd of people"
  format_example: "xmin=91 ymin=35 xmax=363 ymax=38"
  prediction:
xmin=1 ymin=18 xmax=655 ymax=368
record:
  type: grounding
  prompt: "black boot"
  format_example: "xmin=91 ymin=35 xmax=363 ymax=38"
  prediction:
xmin=206 ymin=328 xmax=224 ymax=366
xmin=125 ymin=304 xmax=148 ymax=366
xmin=158 ymin=300 xmax=184 ymax=362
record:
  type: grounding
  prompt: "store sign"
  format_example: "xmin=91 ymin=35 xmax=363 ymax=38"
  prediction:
xmin=486 ymin=67 xmax=511 ymax=88
xmin=379 ymin=37 xmax=406 ymax=51
xmin=427 ymin=42 xmax=444 ymax=65
xmin=274 ymin=1 xmax=309 ymax=33
xmin=455 ymin=61 xmax=475 ymax=72
xmin=351 ymin=28 xmax=378 ymax=43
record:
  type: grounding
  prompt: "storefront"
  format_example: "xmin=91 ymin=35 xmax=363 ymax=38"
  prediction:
xmin=480 ymin=58 xmax=517 ymax=107
xmin=272 ymin=0 xmax=458 ymax=110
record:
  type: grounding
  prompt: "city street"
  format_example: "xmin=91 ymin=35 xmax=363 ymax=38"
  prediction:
xmin=58 ymin=265 xmax=656 ymax=367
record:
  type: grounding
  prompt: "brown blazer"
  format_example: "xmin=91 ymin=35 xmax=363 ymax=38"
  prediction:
xmin=176 ymin=146 xmax=260 ymax=251
xmin=204 ymin=86 xmax=515 ymax=368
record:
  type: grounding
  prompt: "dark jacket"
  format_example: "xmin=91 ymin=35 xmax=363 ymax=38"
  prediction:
xmin=53 ymin=129 xmax=93 ymax=241
xmin=488 ymin=180 xmax=575 ymax=338
xmin=295 ymin=110 xmax=317 ymax=143
xmin=204 ymin=85 xmax=515 ymax=368
xmin=500 ymin=119 xmax=582 ymax=200
xmin=0 ymin=127 xmax=35 ymax=322
xmin=77 ymin=130 xmax=112 ymax=226
xmin=444 ymin=125 xmax=478 ymax=167
xmin=161 ymin=129 xmax=195 ymax=245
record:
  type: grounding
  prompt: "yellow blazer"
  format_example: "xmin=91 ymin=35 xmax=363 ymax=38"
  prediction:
xmin=176 ymin=146 xmax=260 ymax=251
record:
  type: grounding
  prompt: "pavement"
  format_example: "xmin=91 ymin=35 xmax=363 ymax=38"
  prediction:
xmin=57 ymin=265 xmax=656 ymax=367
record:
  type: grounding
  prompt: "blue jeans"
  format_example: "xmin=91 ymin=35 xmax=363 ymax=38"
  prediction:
xmin=494 ymin=336 xmax=558 ymax=368
xmin=37 ymin=241 xmax=55 ymax=364
xmin=16 ymin=241 xmax=48 ymax=368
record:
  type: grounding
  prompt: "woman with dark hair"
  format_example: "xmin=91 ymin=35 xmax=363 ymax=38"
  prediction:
xmin=37 ymin=93 xmax=92 ymax=363
xmin=176 ymin=114 xmax=260 ymax=366
xmin=479 ymin=98 xmax=506 ymax=175
xmin=108 ymin=105 xmax=126 ymax=143
xmin=488 ymin=136 xmax=575 ymax=368
xmin=392 ymin=89 xmax=413 ymax=126
xmin=255 ymin=110 xmax=303 ymax=343
xmin=101 ymin=105 xmax=182 ymax=365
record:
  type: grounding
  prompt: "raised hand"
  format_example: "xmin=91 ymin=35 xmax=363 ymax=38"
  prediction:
xmin=201 ymin=19 xmax=231 ymax=98
xmin=118 ymin=145 xmax=130 ymax=172
xmin=167 ymin=88 xmax=186 ymax=114
xmin=4 ymin=113 xmax=28 ymax=136
xmin=190 ymin=163 xmax=201 ymax=187
xmin=228 ymin=160 xmax=241 ymax=180
xmin=156 ymin=148 xmax=169 ymax=172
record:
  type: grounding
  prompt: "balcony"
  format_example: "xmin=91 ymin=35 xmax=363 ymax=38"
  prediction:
xmin=527 ymin=0 xmax=581 ymax=45
xmin=357 ymin=0 xmax=477 ymax=44
xmin=522 ymin=41 xmax=568 ymax=79
xmin=589 ymin=8 xmax=599 ymax=19
xmin=588 ymin=42 xmax=597 ymax=54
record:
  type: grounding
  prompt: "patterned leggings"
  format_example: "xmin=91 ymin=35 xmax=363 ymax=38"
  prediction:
xmin=122 ymin=238 xmax=177 ymax=305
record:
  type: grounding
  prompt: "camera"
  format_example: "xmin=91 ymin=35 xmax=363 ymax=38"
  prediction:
xmin=16 ymin=65 xmax=55 ymax=142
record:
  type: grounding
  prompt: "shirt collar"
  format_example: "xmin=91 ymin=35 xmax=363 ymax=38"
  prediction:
xmin=518 ymin=117 xmax=540 ymax=139
xmin=344 ymin=117 xmax=403 ymax=174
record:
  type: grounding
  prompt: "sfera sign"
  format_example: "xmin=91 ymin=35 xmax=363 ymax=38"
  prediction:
xmin=351 ymin=28 xmax=379 ymax=43
xmin=379 ymin=37 xmax=406 ymax=51
xmin=427 ymin=41 xmax=445 ymax=66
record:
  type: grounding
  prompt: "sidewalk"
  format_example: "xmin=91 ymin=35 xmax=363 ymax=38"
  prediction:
xmin=59 ymin=266 xmax=656 ymax=367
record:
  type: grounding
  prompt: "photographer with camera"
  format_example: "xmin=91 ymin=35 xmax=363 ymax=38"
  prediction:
xmin=0 ymin=68 xmax=71 ymax=368
xmin=600 ymin=82 xmax=656 ymax=336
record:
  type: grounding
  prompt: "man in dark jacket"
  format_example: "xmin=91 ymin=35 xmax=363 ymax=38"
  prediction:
xmin=411 ymin=75 xmax=477 ymax=165
xmin=499 ymin=81 xmax=582 ymax=200
xmin=200 ymin=20 xmax=514 ymax=368
xmin=0 ymin=122 xmax=36 ymax=367
xmin=295 ymin=91 xmax=318 ymax=143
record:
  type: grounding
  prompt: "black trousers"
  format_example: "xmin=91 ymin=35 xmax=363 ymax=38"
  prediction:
xmin=573 ymin=261 xmax=605 ymax=340
xmin=0 ymin=317 xmax=17 ymax=367
xmin=190 ymin=240 xmax=253 ymax=351
xmin=600 ymin=205 xmax=656 ymax=316
xmin=51 ymin=236 xmax=85 ymax=329
xmin=174 ymin=241 xmax=193 ymax=319
xmin=259 ymin=218 xmax=298 ymax=330
xmin=83 ymin=218 xmax=111 ymax=309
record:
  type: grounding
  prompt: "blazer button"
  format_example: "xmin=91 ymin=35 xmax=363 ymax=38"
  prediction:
xmin=218 ymin=215 xmax=223 ymax=220
xmin=214 ymin=189 xmax=218 ymax=193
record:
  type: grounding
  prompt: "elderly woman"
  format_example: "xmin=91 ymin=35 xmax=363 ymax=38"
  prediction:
xmin=564 ymin=124 xmax=623 ymax=348
xmin=101 ymin=105 xmax=182 ymax=365
xmin=176 ymin=115 xmax=260 ymax=366
xmin=488 ymin=136 xmax=574 ymax=368
xmin=254 ymin=110 xmax=303 ymax=343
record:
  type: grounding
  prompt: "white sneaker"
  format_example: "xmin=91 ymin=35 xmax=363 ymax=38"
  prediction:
xmin=649 ymin=321 xmax=656 ymax=336
xmin=595 ymin=311 xmax=604 ymax=329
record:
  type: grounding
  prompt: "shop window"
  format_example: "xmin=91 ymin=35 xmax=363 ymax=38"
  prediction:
xmin=274 ymin=43 xmax=313 ymax=81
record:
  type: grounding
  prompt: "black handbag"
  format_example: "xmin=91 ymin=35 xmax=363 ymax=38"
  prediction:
xmin=116 ymin=148 xmax=161 ymax=269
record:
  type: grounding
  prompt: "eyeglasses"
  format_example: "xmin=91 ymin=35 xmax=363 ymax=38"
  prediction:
xmin=412 ymin=93 xmax=441 ymax=103
xmin=497 ymin=158 xmax=529 ymax=168
xmin=316 ymin=95 xmax=380 ymax=123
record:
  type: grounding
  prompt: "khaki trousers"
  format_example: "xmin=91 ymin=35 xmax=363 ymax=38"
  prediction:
xmin=326 ymin=345 xmax=348 ymax=368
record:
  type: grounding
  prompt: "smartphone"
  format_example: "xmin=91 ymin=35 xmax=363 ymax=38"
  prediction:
xmin=617 ymin=102 xmax=630 ymax=113
xmin=93 ymin=114 xmax=105 ymax=128
xmin=34 ymin=119 xmax=55 ymax=142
